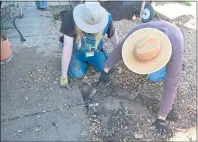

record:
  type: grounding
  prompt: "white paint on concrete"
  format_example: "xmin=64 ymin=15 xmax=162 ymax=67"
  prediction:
xmin=153 ymin=2 xmax=196 ymax=30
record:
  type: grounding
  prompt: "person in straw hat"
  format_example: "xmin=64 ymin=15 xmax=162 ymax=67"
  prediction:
xmin=99 ymin=20 xmax=186 ymax=137
xmin=59 ymin=1 xmax=118 ymax=89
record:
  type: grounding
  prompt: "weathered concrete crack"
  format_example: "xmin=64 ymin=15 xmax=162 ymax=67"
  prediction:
xmin=1 ymin=103 xmax=85 ymax=123
xmin=8 ymin=34 xmax=58 ymax=39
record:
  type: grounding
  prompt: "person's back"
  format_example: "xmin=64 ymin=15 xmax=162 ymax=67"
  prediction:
xmin=100 ymin=20 xmax=186 ymax=138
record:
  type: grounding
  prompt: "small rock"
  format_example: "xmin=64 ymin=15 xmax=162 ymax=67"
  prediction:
xmin=134 ymin=132 xmax=143 ymax=139
xmin=147 ymin=119 xmax=151 ymax=122
xmin=17 ymin=130 xmax=23 ymax=133
xmin=93 ymin=119 xmax=100 ymax=124
xmin=52 ymin=122 xmax=57 ymax=126
xmin=34 ymin=128 xmax=39 ymax=132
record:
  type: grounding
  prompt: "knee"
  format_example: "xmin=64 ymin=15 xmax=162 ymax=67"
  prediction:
xmin=68 ymin=60 xmax=86 ymax=79
xmin=93 ymin=51 xmax=108 ymax=72
xmin=68 ymin=70 xmax=85 ymax=79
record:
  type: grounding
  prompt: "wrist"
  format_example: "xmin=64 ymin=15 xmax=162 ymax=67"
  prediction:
xmin=104 ymin=68 xmax=110 ymax=73
xmin=62 ymin=74 xmax=67 ymax=79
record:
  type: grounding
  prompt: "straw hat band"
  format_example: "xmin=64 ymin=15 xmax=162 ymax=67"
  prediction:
xmin=122 ymin=28 xmax=172 ymax=74
xmin=134 ymin=36 xmax=161 ymax=62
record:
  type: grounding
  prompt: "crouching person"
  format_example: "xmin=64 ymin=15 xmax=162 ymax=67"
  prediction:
xmin=99 ymin=20 xmax=186 ymax=138
xmin=59 ymin=1 xmax=118 ymax=89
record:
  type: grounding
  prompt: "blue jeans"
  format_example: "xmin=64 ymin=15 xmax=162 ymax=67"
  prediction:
xmin=147 ymin=66 xmax=167 ymax=82
xmin=68 ymin=50 xmax=108 ymax=79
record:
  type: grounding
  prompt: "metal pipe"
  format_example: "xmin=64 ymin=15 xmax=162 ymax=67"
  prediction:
xmin=139 ymin=0 xmax=146 ymax=23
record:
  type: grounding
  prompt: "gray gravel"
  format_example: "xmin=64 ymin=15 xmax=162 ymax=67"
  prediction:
xmin=52 ymin=7 xmax=196 ymax=141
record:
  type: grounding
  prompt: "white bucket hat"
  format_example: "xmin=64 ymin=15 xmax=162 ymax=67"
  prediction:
xmin=122 ymin=28 xmax=172 ymax=74
xmin=73 ymin=1 xmax=109 ymax=33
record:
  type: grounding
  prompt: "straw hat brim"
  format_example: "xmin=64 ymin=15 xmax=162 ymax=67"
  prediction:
xmin=73 ymin=4 xmax=109 ymax=33
xmin=122 ymin=28 xmax=172 ymax=75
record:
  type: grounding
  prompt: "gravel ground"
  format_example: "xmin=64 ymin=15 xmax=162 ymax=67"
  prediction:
xmin=51 ymin=3 xmax=196 ymax=141
xmin=79 ymin=19 xmax=196 ymax=141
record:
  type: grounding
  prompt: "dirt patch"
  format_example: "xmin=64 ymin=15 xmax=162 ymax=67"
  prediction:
xmin=75 ymin=19 xmax=196 ymax=141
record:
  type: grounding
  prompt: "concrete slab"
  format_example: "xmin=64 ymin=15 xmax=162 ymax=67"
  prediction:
xmin=47 ymin=2 xmax=69 ymax=6
xmin=59 ymin=2 xmax=70 ymax=5
xmin=24 ymin=2 xmax=36 ymax=7
xmin=1 ymin=47 xmax=84 ymax=120
xmin=23 ymin=7 xmax=52 ymax=17
xmin=1 ymin=106 xmax=90 ymax=141
xmin=1 ymin=3 xmax=90 ymax=141
xmin=24 ymin=2 xmax=69 ymax=8
xmin=153 ymin=2 xmax=196 ymax=30
xmin=154 ymin=3 xmax=196 ymax=19
xmin=8 ymin=35 xmax=59 ymax=47
xmin=5 ymin=23 xmax=57 ymax=38
xmin=8 ymin=34 xmax=60 ymax=57
xmin=3 ymin=11 xmax=55 ymax=38
xmin=5 ymin=32 xmax=61 ymax=57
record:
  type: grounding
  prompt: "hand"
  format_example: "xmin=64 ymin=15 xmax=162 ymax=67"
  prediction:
xmin=60 ymin=76 xmax=71 ymax=90
xmin=99 ymin=71 xmax=109 ymax=83
xmin=151 ymin=119 xmax=172 ymax=138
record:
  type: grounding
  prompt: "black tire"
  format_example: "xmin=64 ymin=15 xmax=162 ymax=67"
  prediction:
xmin=141 ymin=4 xmax=155 ymax=23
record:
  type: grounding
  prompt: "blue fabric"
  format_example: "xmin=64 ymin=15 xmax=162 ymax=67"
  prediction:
xmin=68 ymin=50 xmax=108 ymax=79
xmin=36 ymin=1 xmax=48 ymax=9
xmin=65 ymin=13 xmax=112 ymax=79
xmin=147 ymin=66 xmax=167 ymax=82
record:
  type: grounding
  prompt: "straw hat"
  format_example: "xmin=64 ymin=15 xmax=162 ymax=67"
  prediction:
xmin=73 ymin=1 xmax=108 ymax=33
xmin=122 ymin=28 xmax=172 ymax=74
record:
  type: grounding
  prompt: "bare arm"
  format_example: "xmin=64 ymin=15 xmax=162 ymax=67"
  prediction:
xmin=61 ymin=35 xmax=74 ymax=78
xmin=104 ymin=28 xmax=137 ymax=73
xmin=103 ymin=31 xmax=119 ymax=73
xmin=110 ymin=30 xmax=118 ymax=48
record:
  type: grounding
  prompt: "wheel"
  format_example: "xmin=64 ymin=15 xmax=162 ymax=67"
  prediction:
xmin=141 ymin=4 xmax=155 ymax=23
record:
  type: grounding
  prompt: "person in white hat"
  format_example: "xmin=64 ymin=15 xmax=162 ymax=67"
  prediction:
xmin=99 ymin=20 xmax=186 ymax=138
xmin=59 ymin=1 xmax=118 ymax=89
